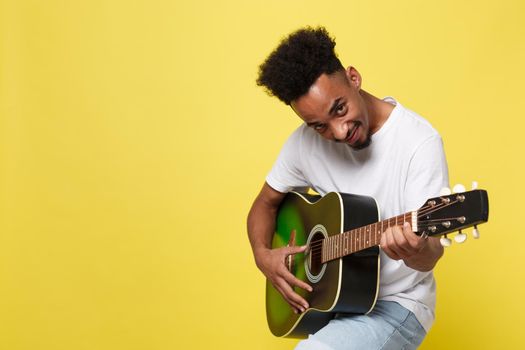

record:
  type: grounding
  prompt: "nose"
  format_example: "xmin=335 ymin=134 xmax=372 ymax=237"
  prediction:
xmin=330 ymin=119 xmax=349 ymax=142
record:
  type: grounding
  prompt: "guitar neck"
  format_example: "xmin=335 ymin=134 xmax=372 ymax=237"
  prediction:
xmin=320 ymin=211 xmax=417 ymax=263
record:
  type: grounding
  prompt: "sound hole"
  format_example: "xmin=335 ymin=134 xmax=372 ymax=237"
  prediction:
xmin=308 ymin=232 xmax=325 ymax=275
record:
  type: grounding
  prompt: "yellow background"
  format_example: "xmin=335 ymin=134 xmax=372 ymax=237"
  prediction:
xmin=1 ymin=0 xmax=523 ymax=349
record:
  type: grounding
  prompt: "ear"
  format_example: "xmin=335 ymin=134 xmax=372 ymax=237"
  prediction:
xmin=345 ymin=66 xmax=362 ymax=90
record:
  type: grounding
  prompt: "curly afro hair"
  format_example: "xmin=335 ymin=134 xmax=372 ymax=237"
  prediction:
xmin=256 ymin=26 xmax=344 ymax=105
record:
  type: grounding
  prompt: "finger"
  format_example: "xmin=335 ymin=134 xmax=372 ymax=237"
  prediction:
xmin=274 ymin=281 xmax=303 ymax=313
xmin=274 ymin=278 xmax=303 ymax=310
xmin=276 ymin=278 xmax=308 ymax=311
xmin=281 ymin=266 xmax=313 ymax=292
xmin=381 ymin=229 xmax=402 ymax=260
xmin=391 ymin=226 xmax=414 ymax=256
xmin=403 ymin=222 xmax=426 ymax=250
xmin=283 ymin=244 xmax=307 ymax=256
xmin=381 ymin=244 xmax=401 ymax=260
xmin=280 ymin=280 xmax=309 ymax=310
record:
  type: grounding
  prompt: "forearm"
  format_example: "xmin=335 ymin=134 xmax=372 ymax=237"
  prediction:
xmin=247 ymin=200 xmax=277 ymax=265
xmin=404 ymin=237 xmax=444 ymax=272
xmin=247 ymin=184 xmax=285 ymax=266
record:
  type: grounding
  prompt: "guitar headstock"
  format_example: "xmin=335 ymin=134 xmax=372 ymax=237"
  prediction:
xmin=415 ymin=186 xmax=489 ymax=246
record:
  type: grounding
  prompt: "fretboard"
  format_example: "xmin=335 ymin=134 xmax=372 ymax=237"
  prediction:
xmin=321 ymin=212 xmax=415 ymax=263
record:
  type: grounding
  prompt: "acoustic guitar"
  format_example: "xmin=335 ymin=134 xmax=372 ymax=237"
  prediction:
xmin=266 ymin=187 xmax=489 ymax=338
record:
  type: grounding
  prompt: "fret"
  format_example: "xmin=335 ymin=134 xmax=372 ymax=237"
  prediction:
xmin=336 ymin=234 xmax=339 ymax=258
xmin=333 ymin=235 xmax=337 ymax=259
xmin=332 ymin=236 xmax=335 ymax=260
xmin=334 ymin=235 xmax=339 ymax=259
xmin=358 ymin=227 xmax=362 ymax=251
xmin=341 ymin=233 xmax=344 ymax=256
xmin=335 ymin=235 xmax=338 ymax=259
xmin=334 ymin=235 xmax=338 ymax=259
xmin=338 ymin=233 xmax=342 ymax=258
xmin=331 ymin=236 xmax=335 ymax=260
xmin=360 ymin=226 xmax=363 ymax=250
xmin=335 ymin=235 xmax=341 ymax=258
xmin=335 ymin=234 xmax=338 ymax=259
xmin=339 ymin=234 xmax=342 ymax=258
xmin=328 ymin=236 xmax=331 ymax=261
xmin=361 ymin=227 xmax=364 ymax=250
xmin=333 ymin=235 xmax=336 ymax=259
xmin=379 ymin=221 xmax=382 ymax=245
xmin=331 ymin=236 xmax=334 ymax=260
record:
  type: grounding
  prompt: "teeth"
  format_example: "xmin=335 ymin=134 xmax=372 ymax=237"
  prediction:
xmin=349 ymin=125 xmax=358 ymax=141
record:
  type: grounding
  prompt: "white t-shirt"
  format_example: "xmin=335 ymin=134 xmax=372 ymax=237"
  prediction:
xmin=266 ymin=97 xmax=449 ymax=332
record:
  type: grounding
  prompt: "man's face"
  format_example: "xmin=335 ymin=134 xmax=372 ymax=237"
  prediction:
xmin=290 ymin=68 xmax=371 ymax=150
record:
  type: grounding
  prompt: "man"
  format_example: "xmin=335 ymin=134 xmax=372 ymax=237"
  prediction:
xmin=247 ymin=27 xmax=449 ymax=349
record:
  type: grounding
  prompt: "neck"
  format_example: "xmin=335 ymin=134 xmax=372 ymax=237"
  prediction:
xmin=360 ymin=90 xmax=395 ymax=134
xmin=319 ymin=211 xmax=417 ymax=263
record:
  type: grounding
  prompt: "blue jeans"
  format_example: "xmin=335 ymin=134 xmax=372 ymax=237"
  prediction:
xmin=294 ymin=301 xmax=426 ymax=350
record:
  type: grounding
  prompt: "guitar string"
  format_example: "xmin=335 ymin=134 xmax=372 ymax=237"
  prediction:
xmin=417 ymin=199 xmax=460 ymax=216
xmin=309 ymin=223 xmax=472 ymax=263
xmin=296 ymin=197 xmax=468 ymax=254
xmin=306 ymin=198 xmax=461 ymax=250
xmin=306 ymin=219 xmax=468 ymax=254
xmin=302 ymin=222 xmax=466 ymax=260
xmin=305 ymin=216 xmax=452 ymax=250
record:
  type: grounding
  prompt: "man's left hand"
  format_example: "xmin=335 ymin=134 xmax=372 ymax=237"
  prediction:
xmin=380 ymin=222 xmax=444 ymax=272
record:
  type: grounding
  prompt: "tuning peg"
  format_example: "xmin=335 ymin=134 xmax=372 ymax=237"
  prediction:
xmin=440 ymin=235 xmax=452 ymax=247
xmin=454 ymin=230 xmax=467 ymax=243
xmin=453 ymin=184 xmax=466 ymax=193
xmin=440 ymin=187 xmax=452 ymax=196
xmin=472 ymin=225 xmax=480 ymax=239
xmin=471 ymin=181 xmax=478 ymax=190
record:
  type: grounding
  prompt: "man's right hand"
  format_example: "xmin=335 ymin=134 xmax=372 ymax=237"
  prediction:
xmin=255 ymin=246 xmax=313 ymax=314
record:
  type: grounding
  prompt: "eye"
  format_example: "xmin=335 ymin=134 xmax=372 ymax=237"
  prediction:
xmin=336 ymin=104 xmax=347 ymax=115
xmin=313 ymin=124 xmax=327 ymax=132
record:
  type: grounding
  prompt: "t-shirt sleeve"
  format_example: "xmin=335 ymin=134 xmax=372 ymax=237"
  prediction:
xmin=266 ymin=127 xmax=310 ymax=193
xmin=404 ymin=134 xmax=450 ymax=212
